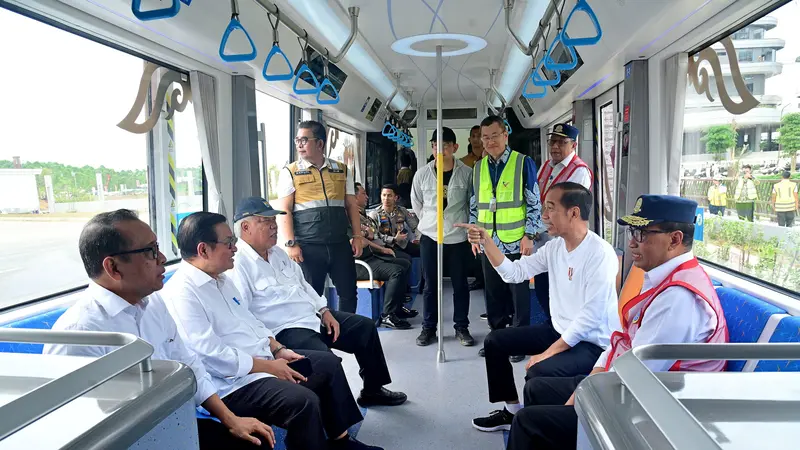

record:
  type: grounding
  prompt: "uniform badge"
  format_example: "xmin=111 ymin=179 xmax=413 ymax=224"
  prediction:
xmin=568 ymin=267 xmax=574 ymax=281
xmin=633 ymin=197 xmax=643 ymax=214
xmin=632 ymin=312 xmax=641 ymax=324
xmin=294 ymin=169 xmax=312 ymax=176
xmin=555 ymin=125 xmax=563 ymax=133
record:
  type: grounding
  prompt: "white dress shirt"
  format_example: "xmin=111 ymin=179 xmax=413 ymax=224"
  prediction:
xmin=228 ymin=240 xmax=326 ymax=335
xmin=161 ymin=261 xmax=276 ymax=398
xmin=538 ymin=151 xmax=592 ymax=191
xmin=43 ymin=282 xmax=218 ymax=407
xmin=495 ymin=231 xmax=619 ymax=349
xmin=595 ymin=251 xmax=716 ymax=372
xmin=275 ymin=157 xmax=356 ymax=199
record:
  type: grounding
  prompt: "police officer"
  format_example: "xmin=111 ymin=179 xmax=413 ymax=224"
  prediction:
xmin=470 ymin=115 xmax=545 ymax=361
xmin=274 ymin=120 xmax=366 ymax=314
xmin=535 ymin=123 xmax=592 ymax=319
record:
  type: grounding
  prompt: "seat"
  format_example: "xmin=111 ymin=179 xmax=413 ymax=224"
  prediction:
xmin=325 ymin=259 xmax=386 ymax=326
xmin=0 ymin=307 xmax=68 ymax=354
xmin=753 ymin=315 xmax=800 ymax=372
xmin=717 ymin=287 xmax=787 ymax=372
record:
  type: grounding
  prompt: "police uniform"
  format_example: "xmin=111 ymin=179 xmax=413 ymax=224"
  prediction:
xmin=276 ymin=156 xmax=360 ymax=313
xmin=505 ymin=195 xmax=729 ymax=450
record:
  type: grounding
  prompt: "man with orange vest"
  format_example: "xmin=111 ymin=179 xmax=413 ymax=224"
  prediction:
xmin=505 ymin=195 xmax=729 ymax=450
xmin=535 ymin=123 xmax=592 ymax=319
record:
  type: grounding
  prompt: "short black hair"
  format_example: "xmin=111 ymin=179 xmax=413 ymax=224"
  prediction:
xmin=550 ymin=182 xmax=593 ymax=220
xmin=480 ymin=115 xmax=505 ymax=130
xmin=177 ymin=212 xmax=228 ymax=259
xmin=470 ymin=125 xmax=480 ymax=133
xmin=381 ymin=184 xmax=399 ymax=195
xmin=783 ymin=170 xmax=791 ymax=179
xmin=400 ymin=153 xmax=412 ymax=166
xmin=298 ymin=120 xmax=327 ymax=146
xmin=742 ymin=164 xmax=752 ymax=171
xmin=656 ymin=221 xmax=695 ymax=249
xmin=354 ymin=182 xmax=364 ymax=192
xmin=79 ymin=209 xmax=141 ymax=279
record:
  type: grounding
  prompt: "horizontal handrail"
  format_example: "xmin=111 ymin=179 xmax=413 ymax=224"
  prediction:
xmin=611 ymin=343 xmax=800 ymax=450
xmin=0 ymin=329 xmax=154 ymax=442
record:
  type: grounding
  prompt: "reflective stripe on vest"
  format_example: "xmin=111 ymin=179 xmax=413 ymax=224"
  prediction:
xmin=774 ymin=180 xmax=797 ymax=212
xmin=474 ymin=151 xmax=526 ymax=243
xmin=605 ymin=258 xmax=729 ymax=372
xmin=537 ymin=154 xmax=592 ymax=204
xmin=289 ymin=159 xmax=349 ymax=244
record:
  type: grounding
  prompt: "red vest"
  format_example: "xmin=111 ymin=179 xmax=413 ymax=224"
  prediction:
xmin=605 ymin=258 xmax=729 ymax=372
xmin=537 ymin=154 xmax=592 ymax=204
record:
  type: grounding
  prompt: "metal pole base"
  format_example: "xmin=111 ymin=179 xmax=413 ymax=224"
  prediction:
xmin=437 ymin=349 xmax=446 ymax=363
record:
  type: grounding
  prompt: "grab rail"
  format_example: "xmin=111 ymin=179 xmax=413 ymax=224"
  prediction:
xmin=262 ymin=9 xmax=293 ymax=81
xmin=611 ymin=343 xmax=800 ymax=450
xmin=561 ymin=0 xmax=602 ymax=47
xmin=219 ymin=0 xmax=257 ymax=62
xmin=131 ymin=0 xmax=180 ymax=21
xmin=0 ymin=329 xmax=154 ymax=442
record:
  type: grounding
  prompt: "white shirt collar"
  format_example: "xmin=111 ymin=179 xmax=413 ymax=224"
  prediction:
xmin=237 ymin=239 xmax=280 ymax=263
xmin=180 ymin=260 xmax=220 ymax=287
xmin=643 ymin=251 xmax=695 ymax=291
xmin=297 ymin=157 xmax=333 ymax=170
xmin=550 ymin=151 xmax=576 ymax=169
xmin=87 ymin=281 xmax=147 ymax=318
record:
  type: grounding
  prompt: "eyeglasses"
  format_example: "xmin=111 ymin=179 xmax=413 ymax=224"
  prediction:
xmin=480 ymin=132 xmax=506 ymax=142
xmin=547 ymin=139 xmax=572 ymax=148
xmin=627 ymin=227 xmax=673 ymax=243
xmin=214 ymin=236 xmax=238 ymax=250
xmin=294 ymin=137 xmax=319 ymax=147
xmin=110 ymin=243 xmax=160 ymax=260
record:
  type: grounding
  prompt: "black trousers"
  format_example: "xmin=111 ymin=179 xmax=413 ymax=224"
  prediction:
xmin=299 ymin=242 xmax=359 ymax=313
xmin=777 ymin=211 xmax=796 ymax=227
xmin=736 ymin=202 xmax=755 ymax=222
xmin=482 ymin=253 xmax=530 ymax=330
xmin=484 ymin=322 xmax=602 ymax=403
xmin=507 ymin=376 xmax=585 ymax=450
xmin=533 ymin=273 xmax=550 ymax=320
xmin=206 ymin=349 xmax=362 ymax=450
xmin=355 ymin=254 xmax=411 ymax=315
xmin=276 ymin=310 xmax=392 ymax=392
xmin=420 ymin=235 xmax=471 ymax=330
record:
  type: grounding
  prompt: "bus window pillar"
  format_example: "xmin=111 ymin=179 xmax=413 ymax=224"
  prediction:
xmin=572 ymin=99 xmax=599 ymax=232
xmin=231 ymin=75 xmax=261 ymax=211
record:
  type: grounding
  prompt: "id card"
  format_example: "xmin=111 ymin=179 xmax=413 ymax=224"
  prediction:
xmin=489 ymin=197 xmax=497 ymax=212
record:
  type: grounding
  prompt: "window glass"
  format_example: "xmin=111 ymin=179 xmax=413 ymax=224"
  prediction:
xmin=0 ymin=7 xmax=204 ymax=308
xmin=255 ymin=92 xmax=290 ymax=200
xmin=681 ymin=3 xmax=800 ymax=293
xmin=599 ymin=102 xmax=617 ymax=243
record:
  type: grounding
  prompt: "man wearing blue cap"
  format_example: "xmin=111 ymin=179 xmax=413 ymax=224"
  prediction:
xmin=504 ymin=194 xmax=729 ymax=450
xmin=228 ymin=196 xmax=408 ymax=408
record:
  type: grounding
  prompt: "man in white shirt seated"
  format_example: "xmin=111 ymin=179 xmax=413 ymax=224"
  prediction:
xmin=505 ymin=195 xmax=729 ymax=450
xmin=44 ymin=210 xmax=275 ymax=449
xmin=456 ymin=182 xmax=619 ymax=433
xmin=162 ymin=212 xmax=383 ymax=450
xmin=228 ymin=197 xmax=407 ymax=407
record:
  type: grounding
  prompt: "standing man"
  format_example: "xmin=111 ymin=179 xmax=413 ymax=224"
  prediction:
xmin=471 ymin=115 xmax=545 ymax=362
xmin=535 ymin=123 xmax=593 ymax=319
xmin=771 ymin=170 xmax=797 ymax=227
xmin=411 ymin=126 xmax=475 ymax=347
xmin=461 ymin=125 xmax=485 ymax=169
xmin=273 ymin=120 xmax=366 ymax=313
xmin=707 ymin=174 xmax=727 ymax=216
xmin=734 ymin=164 xmax=758 ymax=222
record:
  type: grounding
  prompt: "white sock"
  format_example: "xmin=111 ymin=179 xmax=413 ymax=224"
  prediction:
xmin=505 ymin=403 xmax=522 ymax=414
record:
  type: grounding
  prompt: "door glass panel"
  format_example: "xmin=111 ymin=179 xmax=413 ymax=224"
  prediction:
xmin=599 ymin=102 xmax=617 ymax=243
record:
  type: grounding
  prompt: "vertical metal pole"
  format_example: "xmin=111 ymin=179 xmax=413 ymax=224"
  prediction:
xmin=436 ymin=45 xmax=446 ymax=364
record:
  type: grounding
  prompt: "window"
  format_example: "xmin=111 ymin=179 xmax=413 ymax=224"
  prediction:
xmin=0 ymin=7 xmax=205 ymax=309
xmin=599 ymin=102 xmax=616 ymax=243
xmin=681 ymin=5 xmax=800 ymax=294
xmin=737 ymin=50 xmax=754 ymax=62
xmin=255 ymin=92 xmax=290 ymax=200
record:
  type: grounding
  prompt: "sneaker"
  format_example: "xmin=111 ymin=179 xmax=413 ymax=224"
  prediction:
xmin=357 ymin=387 xmax=407 ymax=407
xmin=455 ymin=328 xmax=475 ymax=346
xmin=381 ymin=314 xmax=411 ymax=329
xmin=396 ymin=306 xmax=419 ymax=319
xmin=329 ymin=435 xmax=384 ymax=450
xmin=510 ymin=355 xmax=525 ymax=363
xmin=479 ymin=313 xmax=488 ymax=320
xmin=472 ymin=408 xmax=514 ymax=432
xmin=416 ymin=328 xmax=437 ymax=346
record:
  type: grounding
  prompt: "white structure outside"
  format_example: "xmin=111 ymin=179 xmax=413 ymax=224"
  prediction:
xmin=0 ymin=169 xmax=42 ymax=213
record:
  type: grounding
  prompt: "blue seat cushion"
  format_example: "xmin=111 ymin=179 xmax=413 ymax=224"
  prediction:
xmin=754 ymin=316 xmax=800 ymax=372
xmin=0 ymin=307 xmax=68 ymax=354
xmin=717 ymin=288 xmax=785 ymax=372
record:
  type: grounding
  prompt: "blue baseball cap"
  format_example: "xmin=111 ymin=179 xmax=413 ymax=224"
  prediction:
xmin=617 ymin=195 xmax=698 ymax=228
xmin=234 ymin=196 xmax=286 ymax=223
xmin=548 ymin=123 xmax=579 ymax=141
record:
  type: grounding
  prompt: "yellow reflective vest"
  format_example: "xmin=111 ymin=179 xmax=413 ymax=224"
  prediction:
xmin=288 ymin=158 xmax=349 ymax=244
xmin=473 ymin=151 xmax=526 ymax=243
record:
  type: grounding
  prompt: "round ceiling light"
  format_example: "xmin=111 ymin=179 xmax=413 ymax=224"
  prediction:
xmin=391 ymin=33 xmax=487 ymax=57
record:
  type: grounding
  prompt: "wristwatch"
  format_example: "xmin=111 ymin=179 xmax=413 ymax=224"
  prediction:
xmin=317 ymin=307 xmax=330 ymax=318
xmin=285 ymin=239 xmax=296 ymax=247
xmin=524 ymin=233 xmax=539 ymax=241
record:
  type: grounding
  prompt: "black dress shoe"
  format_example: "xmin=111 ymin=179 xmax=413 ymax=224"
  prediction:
xmin=510 ymin=355 xmax=525 ymax=363
xmin=380 ymin=314 xmax=411 ymax=329
xmin=357 ymin=387 xmax=408 ymax=407
xmin=478 ymin=347 xmax=485 ymax=357
xmin=395 ymin=306 xmax=418 ymax=319
xmin=469 ymin=280 xmax=484 ymax=291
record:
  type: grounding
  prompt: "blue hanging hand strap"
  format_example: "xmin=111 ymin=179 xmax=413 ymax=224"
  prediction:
xmin=531 ymin=56 xmax=560 ymax=87
xmin=293 ymin=64 xmax=320 ymax=95
xmin=317 ymin=78 xmax=340 ymax=105
xmin=544 ymin=31 xmax=578 ymax=71
xmin=263 ymin=45 xmax=293 ymax=81
xmin=561 ymin=0 xmax=603 ymax=47
xmin=382 ymin=121 xmax=396 ymax=137
xmin=504 ymin=119 xmax=512 ymax=135
xmin=180 ymin=0 xmax=191 ymax=5
xmin=522 ymin=71 xmax=547 ymax=99
xmin=131 ymin=0 xmax=180 ymax=21
xmin=219 ymin=15 xmax=257 ymax=62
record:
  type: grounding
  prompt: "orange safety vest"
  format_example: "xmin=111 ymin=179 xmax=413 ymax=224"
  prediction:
xmin=537 ymin=154 xmax=593 ymax=204
xmin=605 ymin=258 xmax=729 ymax=372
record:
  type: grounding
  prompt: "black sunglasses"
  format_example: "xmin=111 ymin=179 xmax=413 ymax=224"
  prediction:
xmin=110 ymin=243 xmax=160 ymax=260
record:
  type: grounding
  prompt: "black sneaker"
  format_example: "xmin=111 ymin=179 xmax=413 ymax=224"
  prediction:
xmin=472 ymin=408 xmax=514 ymax=432
xmin=381 ymin=314 xmax=411 ymax=329
xmin=357 ymin=387 xmax=408 ymax=407
xmin=455 ymin=328 xmax=475 ymax=346
xmin=510 ymin=355 xmax=525 ymax=363
xmin=329 ymin=436 xmax=384 ymax=450
xmin=416 ymin=328 xmax=437 ymax=346
xmin=396 ymin=306 xmax=419 ymax=319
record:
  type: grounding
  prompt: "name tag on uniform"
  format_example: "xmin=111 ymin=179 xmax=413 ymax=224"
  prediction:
xmin=328 ymin=168 xmax=345 ymax=174
xmin=489 ymin=197 xmax=497 ymax=212
xmin=294 ymin=169 xmax=312 ymax=176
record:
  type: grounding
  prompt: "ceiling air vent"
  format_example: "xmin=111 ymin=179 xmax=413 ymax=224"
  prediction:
xmin=426 ymin=108 xmax=478 ymax=120
xmin=401 ymin=110 xmax=418 ymax=122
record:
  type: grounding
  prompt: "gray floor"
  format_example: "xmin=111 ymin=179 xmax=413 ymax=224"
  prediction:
xmin=335 ymin=283 xmax=524 ymax=450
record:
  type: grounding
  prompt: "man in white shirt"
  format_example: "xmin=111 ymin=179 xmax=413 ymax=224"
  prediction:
xmin=44 ymin=210 xmax=275 ymax=449
xmin=162 ymin=212 xmax=382 ymax=450
xmin=228 ymin=197 xmax=407 ymax=407
xmin=504 ymin=195 xmax=729 ymax=450
xmin=456 ymin=182 xmax=619 ymax=433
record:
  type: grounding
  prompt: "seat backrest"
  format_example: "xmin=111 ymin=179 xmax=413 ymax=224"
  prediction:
xmin=0 ymin=307 xmax=68 ymax=354
xmin=717 ymin=287 xmax=786 ymax=372
xmin=754 ymin=316 xmax=800 ymax=372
